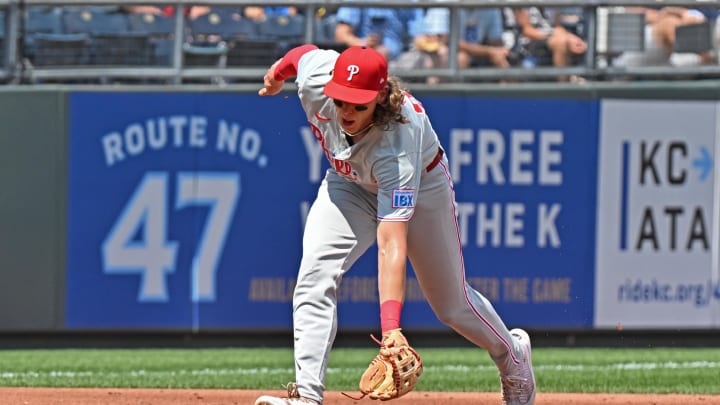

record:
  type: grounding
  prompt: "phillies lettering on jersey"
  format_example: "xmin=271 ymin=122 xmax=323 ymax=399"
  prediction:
xmin=309 ymin=120 xmax=359 ymax=182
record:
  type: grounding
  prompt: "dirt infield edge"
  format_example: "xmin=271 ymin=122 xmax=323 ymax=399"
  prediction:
xmin=0 ymin=387 xmax=719 ymax=405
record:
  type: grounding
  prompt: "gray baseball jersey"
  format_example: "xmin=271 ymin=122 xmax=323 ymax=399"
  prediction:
xmin=298 ymin=49 xmax=443 ymax=220
xmin=290 ymin=49 xmax=523 ymax=403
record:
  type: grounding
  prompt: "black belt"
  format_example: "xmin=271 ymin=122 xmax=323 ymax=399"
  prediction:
xmin=426 ymin=147 xmax=444 ymax=172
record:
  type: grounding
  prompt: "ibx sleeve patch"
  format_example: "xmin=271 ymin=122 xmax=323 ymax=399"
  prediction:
xmin=392 ymin=189 xmax=415 ymax=208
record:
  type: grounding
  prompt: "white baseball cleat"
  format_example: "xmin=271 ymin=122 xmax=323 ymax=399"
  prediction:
xmin=255 ymin=382 xmax=321 ymax=405
xmin=500 ymin=328 xmax=536 ymax=405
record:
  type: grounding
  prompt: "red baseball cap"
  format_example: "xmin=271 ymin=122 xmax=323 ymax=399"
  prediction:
xmin=323 ymin=46 xmax=388 ymax=105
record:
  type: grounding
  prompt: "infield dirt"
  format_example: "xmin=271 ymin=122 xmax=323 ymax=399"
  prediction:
xmin=0 ymin=388 xmax=719 ymax=405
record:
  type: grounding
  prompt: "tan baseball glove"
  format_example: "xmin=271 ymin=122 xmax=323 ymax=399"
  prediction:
xmin=358 ymin=328 xmax=423 ymax=400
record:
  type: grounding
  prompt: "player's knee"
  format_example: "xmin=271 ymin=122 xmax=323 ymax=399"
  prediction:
xmin=434 ymin=308 xmax=466 ymax=330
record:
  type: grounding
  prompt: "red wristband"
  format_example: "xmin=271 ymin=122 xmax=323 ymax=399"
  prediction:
xmin=380 ymin=300 xmax=403 ymax=334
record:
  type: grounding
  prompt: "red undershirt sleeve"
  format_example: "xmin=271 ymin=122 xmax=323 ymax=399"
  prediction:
xmin=273 ymin=44 xmax=320 ymax=81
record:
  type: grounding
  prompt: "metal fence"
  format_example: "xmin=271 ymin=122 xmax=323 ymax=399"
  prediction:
xmin=1 ymin=0 xmax=719 ymax=84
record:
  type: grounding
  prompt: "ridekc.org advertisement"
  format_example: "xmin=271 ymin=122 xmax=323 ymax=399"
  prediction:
xmin=596 ymin=100 xmax=719 ymax=329
xmin=66 ymin=91 xmax=717 ymax=331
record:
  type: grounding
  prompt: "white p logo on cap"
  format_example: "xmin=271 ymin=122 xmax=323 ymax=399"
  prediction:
xmin=346 ymin=65 xmax=360 ymax=81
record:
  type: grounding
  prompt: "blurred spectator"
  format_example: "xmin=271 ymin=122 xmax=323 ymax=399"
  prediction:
xmin=334 ymin=6 xmax=425 ymax=61
xmin=122 ymin=6 xmax=166 ymax=16
xmin=546 ymin=7 xmax=586 ymax=38
xmin=123 ymin=5 xmax=210 ymax=20
xmin=506 ymin=7 xmax=587 ymax=71
xmin=243 ymin=6 xmax=298 ymax=22
xmin=314 ymin=7 xmax=342 ymax=46
xmin=458 ymin=8 xmax=511 ymax=69
xmin=390 ymin=7 xmax=512 ymax=84
xmin=612 ymin=6 xmax=715 ymax=67
xmin=389 ymin=7 xmax=450 ymax=83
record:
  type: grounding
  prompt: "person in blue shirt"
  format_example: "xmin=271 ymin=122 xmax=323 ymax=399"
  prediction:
xmin=389 ymin=7 xmax=511 ymax=83
xmin=243 ymin=6 xmax=298 ymax=22
xmin=334 ymin=6 xmax=424 ymax=61
xmin=458 ymin=8 xmax=512 ymax=68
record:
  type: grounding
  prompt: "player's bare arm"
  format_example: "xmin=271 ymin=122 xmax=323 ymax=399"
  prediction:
xmin=376 ymin=220 xmax=408 ymax=306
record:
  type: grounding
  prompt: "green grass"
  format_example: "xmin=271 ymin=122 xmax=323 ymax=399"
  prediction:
xmin=0 ymin=347 xmax=718 ymax=394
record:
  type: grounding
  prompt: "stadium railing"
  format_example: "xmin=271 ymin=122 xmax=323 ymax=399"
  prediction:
xmin=1 ymin=0 xmax=719 ymax=84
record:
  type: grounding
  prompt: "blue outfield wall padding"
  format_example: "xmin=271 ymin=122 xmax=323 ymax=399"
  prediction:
xmin=66 ymin=91 xmax=599 ymax=330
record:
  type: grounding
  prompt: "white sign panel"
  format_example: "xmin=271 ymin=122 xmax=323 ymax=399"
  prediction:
xmin=596 ymin=100 xmax=718 ymax=328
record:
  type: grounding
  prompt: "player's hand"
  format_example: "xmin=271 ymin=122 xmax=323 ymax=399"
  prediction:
xmin=359 ymin=328 xmax=423 ymax=400
xmin=258 ymin=59 xmax=284 ymax=97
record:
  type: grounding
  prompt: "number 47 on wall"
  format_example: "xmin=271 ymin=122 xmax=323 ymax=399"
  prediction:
xmin=101 ymin=172 xmax=240 ymax=303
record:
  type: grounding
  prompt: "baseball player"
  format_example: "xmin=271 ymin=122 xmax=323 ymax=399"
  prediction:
xmin=255 ymin=44 xmax=536 ymax=405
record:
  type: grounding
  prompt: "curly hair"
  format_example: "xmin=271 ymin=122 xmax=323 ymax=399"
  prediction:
xmin=373 ymin=77 xmax=410 ymax=129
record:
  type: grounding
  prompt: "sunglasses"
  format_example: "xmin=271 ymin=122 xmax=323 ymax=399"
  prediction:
xmin=333 ymin=99 xmax=369 ymax=112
